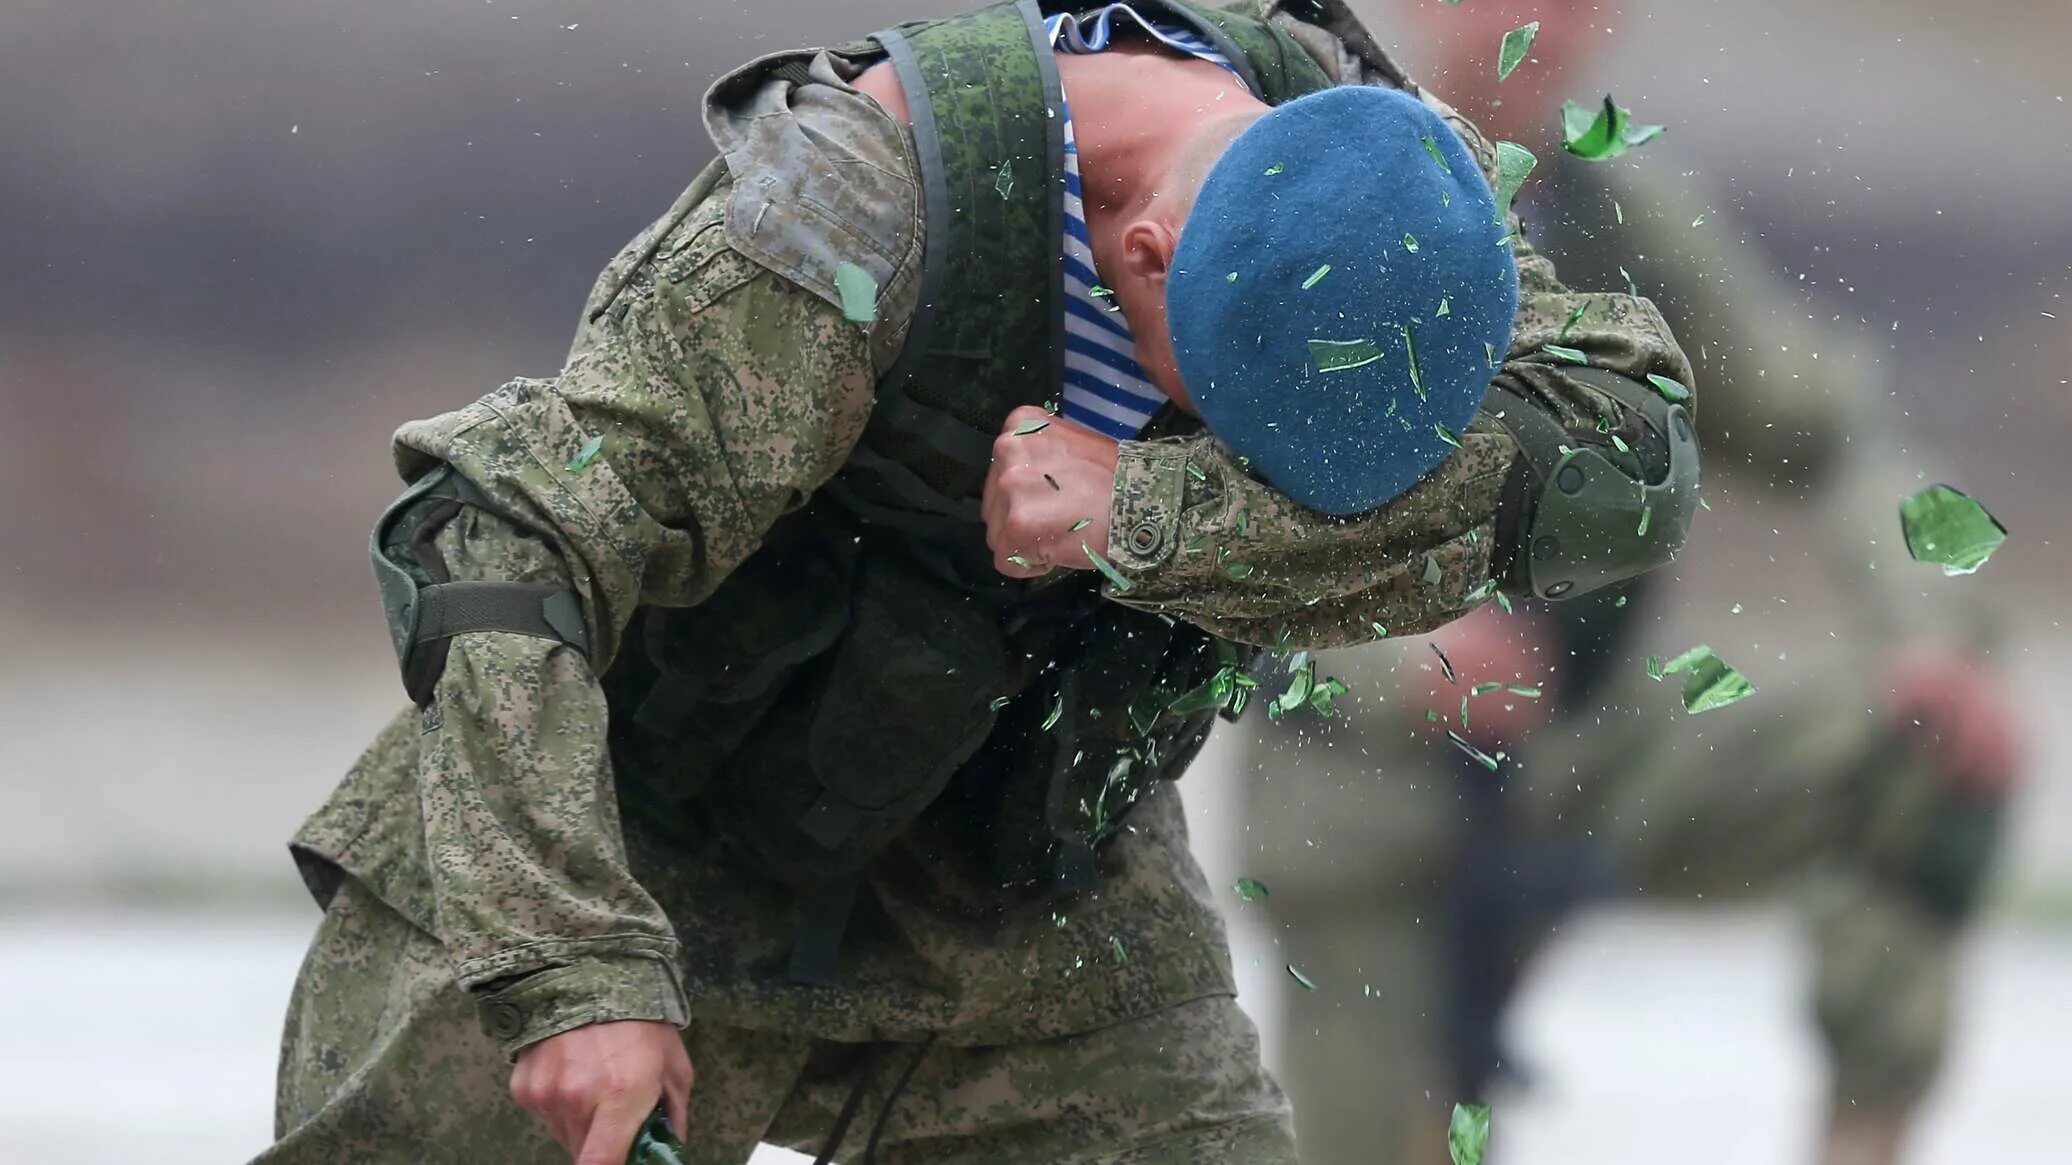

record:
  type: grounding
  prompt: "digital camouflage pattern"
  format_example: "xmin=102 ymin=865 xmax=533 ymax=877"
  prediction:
xmin=261 ymin=877 xmax=1293 ymax=1165
xmin=268 ymin=0 xmax=1695 ymax=1159
xmin=1233 ymin=151 xmax=2004 ymax=1165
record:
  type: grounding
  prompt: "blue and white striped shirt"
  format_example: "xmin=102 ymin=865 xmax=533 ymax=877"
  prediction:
xmin=1043 ymin=6 xmax=1250 ymax=439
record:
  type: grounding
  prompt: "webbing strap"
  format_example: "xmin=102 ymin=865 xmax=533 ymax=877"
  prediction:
xmin=414 ymin=581 xmax=589 ymax=653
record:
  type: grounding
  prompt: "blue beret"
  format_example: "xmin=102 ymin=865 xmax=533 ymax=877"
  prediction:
xmin=1168 ymin=86 xmax=1519 ymax=517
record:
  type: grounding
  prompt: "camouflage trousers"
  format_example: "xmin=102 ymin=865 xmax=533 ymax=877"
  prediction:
xmin=255 ymin=876 xmax=1295 ymax=1165
xmin=1228 ymin=652 xmax=2002 ymax=1165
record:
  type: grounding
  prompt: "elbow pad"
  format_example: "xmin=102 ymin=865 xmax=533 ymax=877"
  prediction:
xmin=371 ymin=466 xmax=590 ymax=705
xmin=1488 ymin=367 xmax=1700 ymax=601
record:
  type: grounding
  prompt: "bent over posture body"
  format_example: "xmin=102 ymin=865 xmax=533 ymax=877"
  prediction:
xmin=257 ymin=3 xmax=1696 ymax=1162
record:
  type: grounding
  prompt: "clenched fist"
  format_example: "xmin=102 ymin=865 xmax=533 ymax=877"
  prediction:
xmin=981 ymin=406 xmax=1123 ymax=579
xmin=509 ymin=1020 xmax=693 ymax=1165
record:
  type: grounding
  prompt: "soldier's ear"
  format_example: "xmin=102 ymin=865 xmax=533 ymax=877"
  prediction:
xmin=1118 ymin=219 xmax=1177 ymax=289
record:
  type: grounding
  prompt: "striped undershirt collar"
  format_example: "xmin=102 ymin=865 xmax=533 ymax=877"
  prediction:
xmin=1043 ymin=6 xmax=1250 ymax=440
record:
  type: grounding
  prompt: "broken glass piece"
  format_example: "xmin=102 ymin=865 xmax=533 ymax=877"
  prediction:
xmin=1471 ymin=682 xmax=1504 ymax=696
xmin=1302 ymin=263 xmax=1333 ymax=290
xmin=1187 ymin=461 xmax=1208 ymax=482
xmin=1309 ymin=676 xmax=1349 ymax=716
xmin=1234 ymin=877 xmax=1269 ymax=902
xmin=1619 ymin=264 xmax=1638 ymax=295
xmin=1269 ymin=660 xmax=1317 ymax=721
xmin=1447 ymin=730 xmax=1502 ymax=772
xmin=1422 ymin=134 xmax=1454 ymax=175
xmin=1659 ymin=644 xmax=1755 ymax=714
xmin=1404 ymin=233 xmax=1420 ymax=253
xmin=989 ymin=695 xmax=1012 ymax=711
xmin=1614 ymin=200 xmax=1625 ymax=225
xmin=1637 ymin=505 xmax=1652 ymax=536
xmin=1435 ymin=422 xmax=1461 ymax=448
xmin=1309 ymin=337 xmax=1384 ymax=372
xmin=1645 ymin=654 xmax=1664 ymax=681
xmin=1506 ymin=685 xmax=1542 ymax=698
xmin=1264 ymin=162 xmax=1285 ymax=176
xmin=1690 ymin=213 xmax=1706 ymax=228
xmin=1493 ymin=141 xmax=1536 ymax=223
xmin=1068 ymin=518 xmax=1092 ymax=533
xmin=1498 ymin=21 xmax=1539 ymax=81
xmin=567 ymin=434 xmax=605 ymax=473
xmin=1644 ymin=373 xmax=1692 ymax=403
xmin=1560 ymin=95 xmax=1665 ymax=161
xmin=1084 ymin=542 xmax=1135 ymax=592
xmin=1425 ymin=708 xmax=1440 ymax=723
xmin=632 ymin=1107 xmax=689 ymax=1165
xmin=1613 ymin=594 xmax=1628 ymax=607
xmin=1287 ymin=964 xmax=1318 ymax=990
xmin=1370 ymin=622 xmax=1390 ymax=639
xmin=1008 ymin=555 xmax=1032 ymax=568
xmin=1430 ymin=642 xmax=1457 ymax=684
xmin=995 ymin=161 xmax=1015 ymax=200
xmin=1436 ymin=297 xmax=1451 ymax=316
xmin=1226 ymin=270 xmax=1239 ymax=282
xmin=1559 ymin=300 xmax=1589 ymax=340
xmin=1403 ymin=325 xmax=1426 ymax=399
xmin=1423 ymin=551 xmax=1443 ymax=585
xmin=1900 ymin=484 xmax=2007 ymax=575
xmin=1013 ymin=419 xmax=1051 ymax=435
xmin=1226 ymin=562 xmax=1255 ymax=580
xmin=1541 ymin=344 xmax=1588 ymax=364
xmin=1111 ymin=936 xmax=1128 ymax=963
xmin=1042 ymin=695 xmax=1063 ymax=732
xmin=834 ymin=261 xmax=879 ymax=324
xmin=1449 ymin=1103 xmax=1492 ymax=1165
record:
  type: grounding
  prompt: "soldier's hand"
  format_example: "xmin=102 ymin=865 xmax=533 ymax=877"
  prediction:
xmin=1888 ymin=649 xmax=2025 ymax=796
xmin=509 ymin=1019 xmax=693 ymax=1165
xmin=982 ymin=405 xmax=1121 ymax=579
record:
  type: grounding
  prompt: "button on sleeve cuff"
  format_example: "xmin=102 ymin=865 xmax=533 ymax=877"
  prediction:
xmin=473 ymin=953 xmax=689 ymax=1061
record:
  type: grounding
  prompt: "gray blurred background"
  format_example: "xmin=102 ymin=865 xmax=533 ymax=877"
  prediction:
xmin=1 ymin=0 xmax=2067 ymax=1160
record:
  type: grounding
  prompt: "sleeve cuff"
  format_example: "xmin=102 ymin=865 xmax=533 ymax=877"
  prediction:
xmin=473 ymin=953 xmax=689 ymax=1061
xmin=1107 ymin=440 xmax=1193 ymax=574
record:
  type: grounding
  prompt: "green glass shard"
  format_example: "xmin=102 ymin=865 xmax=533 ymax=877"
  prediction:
xmin=631 ymin=1108 xmax=689 ymax=1165
xmin=1542 ymin=344 xmax=1588 ymax=364
xmin=1435 ymin=422 xmax=1461 ymax=448
xmin=1425 ymin=708 xmax=1440 ymax=723
xmin=1614 ymin=200 xmax=1625 ymax=225
xmin=1497 ymin=21 xmax=1539 ymax=81
xmin=1084 ymin=541 xmax=1135 ymax=592
xmin=1187 ymin=461 xmax=1208 ymax=482
xmin=1403 ymin=234 xmax=1420 ymax=253
xmin=1506 ymin=685 xmax=1542 ymax=698
xmin=1644 ymin=373 xmax=1691 ymax=403
xmin=1613 ymin=594 xmax=1628 ymax=607
xmin=1619 ymin=264 xmax=1638 ymax=296
xmin=1900 ymin=484 xmax=2007 ymax=576
xmin=1421 ymin=134 xmax=1454 ymax=175
xmin=1447 ymin=730 xmax=1502 ymax=772
xmin=567 ymin=434 xmax=605 ymax=473
xmin=1111 ymin=936 xmax=1128 ymax=963
xmin=1559 ymin=300 xmax=1589 ymax=340
xmin=1309 ymin=676 xmax=1349 ymax=716
xmin=1661 ymin=644 xmax=1714 ymax=674
xmin=1184 ymin=533 xmax=1210 ymax=554
xmin=1234 ymin=877 xmax=1269 ymax=902
xmin=1308 ymin=337 xmax=1384 ymax=372
xmin=989 ymin=695 xmax=1012 ymax=711
xmin=1471 ymin=682 xmax=1504 ymax=696
xmin=995 ymin=161 xmax=1015 ymax=200
xmin=1226 ymin=270 xmax=1239 ymax=282
xmin=1012 ymin=419 xmax=1050 ymax=435
xmin=1448 ymin=1102 xmax=1492 ymax=1165
xmin=1264 ymin=161 xmax=1285 ymax=176
xmin=1270 ymin=660 xmax=1317 ymax=720
xmin=1068 ymin=518 xmax=1092 ymax=533
xmin=833 ymin=261 xmax=879 ymax=324
xmin=1493 ymin=141 xmax=1537 ymax=223
xmin=1485 ymin=340 xmax=1501 ymax=369
xmin=1302 ymin=263 xmax=1333 ymax=290
xmin=1008 ymin=555 xmax=1032 ymax=568
xmin=1287 ymin=964 xmax=1318 ymax=990
xmin=1403 ymin=325 xmax=1426 ymax=399
xmin=1637 ymin=505 xmax=1651 ymax=536
xmin=1236 ymin=509 xmax=1250 ymax=536
xmin=1645 ymin=654 xmax=1664 ymax=681
xmin=1371 ymin=621 xmax=1390 ymax=639
xmin=1423 ymin=551 xmax=1444 ymax=586
xmin=1430 ymin=641 xmax=1456 ymax=684
xmin=1042 ymin=694 xmax=1063 ymax=732
xmin=1494 ymin=588 xmax=1513 ymax=613
xmin=1678 ymin=653 xmax=1755 ymax=714
xmin=1227 ymin=562 xmax=1255 ymax=581
xmin=1436 ymin=297 xmax=1451 ymax=316
xmin=1089 ymin=284 xmax=1113 ymax=300
xmin=1560 ymin=95 xmax=1665 ymax=161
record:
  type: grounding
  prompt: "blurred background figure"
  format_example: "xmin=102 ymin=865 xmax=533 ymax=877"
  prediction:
xmin=1 ymin=1 xmax=2070 ymax=1162
xmin=1226 ymin=1 xmax=2025 ymax=1163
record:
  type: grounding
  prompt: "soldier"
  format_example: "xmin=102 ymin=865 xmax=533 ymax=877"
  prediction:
xmin=256 ymin=2 xmax=1698 ymax=1162
xmin=1231 ymin=2 xmax=2021 ymax=1163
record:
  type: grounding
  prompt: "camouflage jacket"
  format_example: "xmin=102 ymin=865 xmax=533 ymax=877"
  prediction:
xmin=289 ymin=1 xmax=1693 ymax=1058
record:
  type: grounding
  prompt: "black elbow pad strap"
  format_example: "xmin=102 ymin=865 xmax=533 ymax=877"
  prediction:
xmin=1488 ymin=368 xmax=1700 ymax=601
xmin=371 ymin=466 xmax=591 ymax=705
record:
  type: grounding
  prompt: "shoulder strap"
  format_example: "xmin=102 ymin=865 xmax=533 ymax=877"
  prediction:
xmin=1156 ymin=0 xmax=1335 ymax=102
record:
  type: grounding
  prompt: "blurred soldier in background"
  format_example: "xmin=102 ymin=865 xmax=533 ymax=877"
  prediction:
xmin=1230 ymin=1 xmax=2024 ymax=1162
